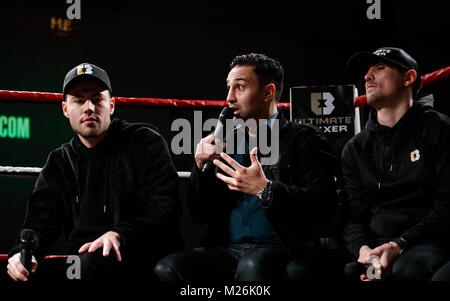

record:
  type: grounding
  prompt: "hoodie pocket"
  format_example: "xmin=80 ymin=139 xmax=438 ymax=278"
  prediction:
xmin=369 ymin=208 xmax=428 ymax=238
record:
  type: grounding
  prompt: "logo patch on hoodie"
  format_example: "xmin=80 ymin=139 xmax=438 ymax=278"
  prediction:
xmin=410 ymin=149 xmax=420 ymax=162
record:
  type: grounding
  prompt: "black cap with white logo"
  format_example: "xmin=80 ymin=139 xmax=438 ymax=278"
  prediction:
xmin=63 ymin=63 xmax=112 ymax=98
xmin=347 ymin=47 xmax=421 ymax=93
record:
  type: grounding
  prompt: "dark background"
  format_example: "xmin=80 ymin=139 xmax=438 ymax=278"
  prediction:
xmin=0 ymin=0 xmax=448 ymax=255
xmin=0 ymin=0 xmax=448 ymax=101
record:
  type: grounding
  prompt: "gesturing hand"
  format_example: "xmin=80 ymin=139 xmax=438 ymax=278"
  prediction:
xmin=78 ymin=231 xmax=122 ymax=262
xmin=213 ymin=147 xmax=267 ymax=196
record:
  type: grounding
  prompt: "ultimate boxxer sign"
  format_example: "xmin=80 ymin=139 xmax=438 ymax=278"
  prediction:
xmin=290 ymin=85 xmax=359 ymax=157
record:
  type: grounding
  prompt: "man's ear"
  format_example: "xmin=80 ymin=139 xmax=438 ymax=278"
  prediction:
xmin=110 ymin=97 xmax=115 ymax=115
xmin=264 ymin=83 xmax=276 ymax=101
xmin=62 ymin=101 xmax=69 ymax=118
xmin=405 ymin=70 xmax=418 ymax=88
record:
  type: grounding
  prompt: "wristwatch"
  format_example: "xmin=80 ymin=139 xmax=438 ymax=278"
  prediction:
xmin=257 ymin=179 xmax=273 ymax=206
xmin=390 ymin=238 xmax=408 ymax=255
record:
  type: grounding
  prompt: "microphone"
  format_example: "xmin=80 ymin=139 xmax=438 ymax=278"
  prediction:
xmin=202 ymin=106 xmax=234 ymax=172
xmin=344 ymin=261 xmax=366 ymax=278
xmin=20 ymin=229 xmax=35 ymax=274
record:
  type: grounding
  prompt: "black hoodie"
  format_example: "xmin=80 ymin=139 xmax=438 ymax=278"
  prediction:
xmin=9 ymin=119 xmax=182 ymax=262
xmin=342 ymin=103 xmax=450 ymax=257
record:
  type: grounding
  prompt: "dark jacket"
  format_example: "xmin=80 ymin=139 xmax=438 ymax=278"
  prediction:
xmin=188 ymin=110 xmax=340 ymax=258
xmin=341 ymin=103 xmax=450 ymax=257
xmin=9 ymin=119 xmax=182 ymax=262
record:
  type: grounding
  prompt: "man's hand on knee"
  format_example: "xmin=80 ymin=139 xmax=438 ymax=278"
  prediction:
xmin=78 ymin=231 xmax=122 ymax=262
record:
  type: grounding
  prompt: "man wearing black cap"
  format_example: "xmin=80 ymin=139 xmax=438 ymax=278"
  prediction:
xmin=342 ymin=47 xmax=450 ymax=281
xmin=6 ymin=63 xmax=182 ymax=281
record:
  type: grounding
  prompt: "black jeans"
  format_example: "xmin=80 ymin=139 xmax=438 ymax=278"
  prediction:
xmin=18 ymin=249 xmax=158 ymax=282
xmin=432 ymin=260 xmax=450 ymax=281
xmin=78 ymin=249 xmax=160 ymax=281
xmin=391 ymin=242 xmax=448 ymax=281
xmin=154 ymin=244 xmax=296 ymax=281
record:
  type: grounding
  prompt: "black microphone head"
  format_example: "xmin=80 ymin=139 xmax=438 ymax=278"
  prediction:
xmin=218 ymin=106 xmax=234 ymax=123
xmin=20 ymin=229 xmax=35 ymax=243
xmin=214 ymin=106 xmax=235 ymax=140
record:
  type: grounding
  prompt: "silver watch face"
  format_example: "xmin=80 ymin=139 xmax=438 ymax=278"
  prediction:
xmin=258 ymin=180 xmax=272 ymax=201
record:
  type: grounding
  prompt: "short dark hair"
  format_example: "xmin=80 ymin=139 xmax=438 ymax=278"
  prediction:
xmin=230 ymin=53 xmax=284 ymax=102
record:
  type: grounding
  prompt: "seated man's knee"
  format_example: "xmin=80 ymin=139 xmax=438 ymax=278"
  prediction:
xmin=392 ymin=244 xmax=447 ymax=281
xmin=79 ymin=250 xmax=120 ymax=280
xmin=235 ymin=252 xmax=268 ymax=281
xmin=154 ymin=253 xmax=186 ymax=281
xmin=392 ymin=258 xmax=429 ymax=281
xmin=285 ymin=260 xmax=311 ymax=281
xmin=432 ymin=261 xmax=450 ymax=281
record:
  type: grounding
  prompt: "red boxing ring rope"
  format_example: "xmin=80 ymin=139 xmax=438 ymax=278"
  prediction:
xmin=0 ymin=90 xmax=290 ymax=110
xmin=0 ymin=66 xmax=447 ymax=109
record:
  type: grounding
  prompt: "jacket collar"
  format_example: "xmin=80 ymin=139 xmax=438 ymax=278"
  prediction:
xmin=70 ymin=119 xmax=117 ymax=154
xmin=366 ymin=102 xmax=431 ymax=134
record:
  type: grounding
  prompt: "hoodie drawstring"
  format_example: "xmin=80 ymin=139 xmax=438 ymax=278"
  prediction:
xmin=376 ymin=124 xmax=399 ymax=191
xmin=389 ymin=128 xmax=400 ymax=174
xmin=75 ymin=153 xmax=81 ymax=213
xmin=103 ymin=153 xmax=109 ymax=215
xmin=376 ymin=124 xmax=381 ymax=190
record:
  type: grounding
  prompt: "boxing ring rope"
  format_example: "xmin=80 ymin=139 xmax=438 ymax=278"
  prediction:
xmin=0 ymin=65 xmax=448 ymax=179
xmin=0 ymin=254 xmax=70 ymax=261
xmin=0 ymin=92 xmax=289 ymax=178
xmin=0 ymin=90 xmax=291 ymax=110
xmin=0 ymin=66 xmax=448 ymax=108
xmin=0 ymin=166 xmax=191 ymax=179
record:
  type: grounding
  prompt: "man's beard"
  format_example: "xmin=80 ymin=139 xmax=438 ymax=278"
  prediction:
xmin=76 ymin=125 xmax=104 ymax=138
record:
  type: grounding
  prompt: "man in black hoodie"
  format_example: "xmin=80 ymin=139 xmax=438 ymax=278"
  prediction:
xmin=342 ymin=47 xmax=450 ymax=281
xmin=6 ymin=63 xmax=181 ymax=281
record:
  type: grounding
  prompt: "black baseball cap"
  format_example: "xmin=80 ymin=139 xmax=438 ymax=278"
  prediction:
xmin=347 ymin=47 xmax=421 ymax=93
xmin=63 ymin=63 xmax=112 ymax=99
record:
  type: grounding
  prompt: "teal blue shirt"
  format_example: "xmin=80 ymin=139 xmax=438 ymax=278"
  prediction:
xmin=229 ymin=112 xmax=280 ymax=244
